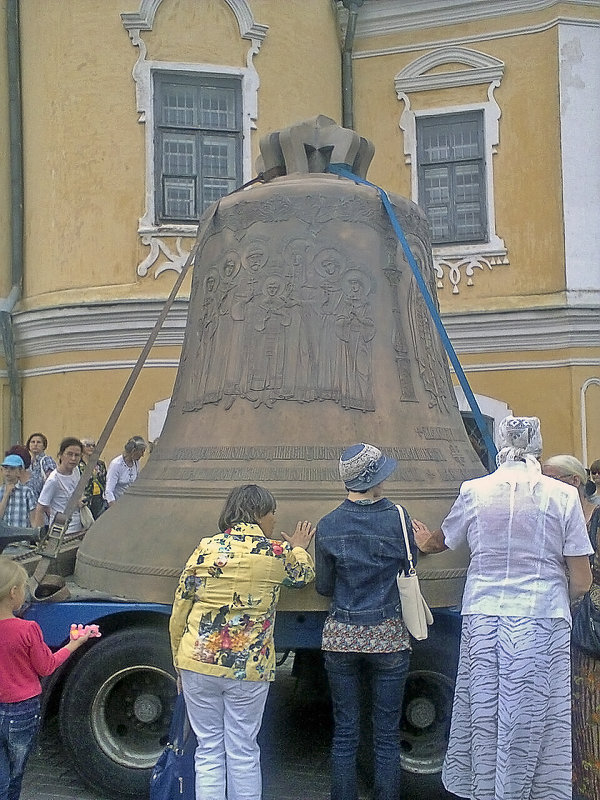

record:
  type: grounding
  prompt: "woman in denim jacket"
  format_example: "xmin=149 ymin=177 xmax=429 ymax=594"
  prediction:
xmin=315 ymin=443 xmax=416 ymax=800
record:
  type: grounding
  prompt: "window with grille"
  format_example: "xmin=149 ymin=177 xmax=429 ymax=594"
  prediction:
xmin=417 ymin=112 xmax=487 ymax=245
xmin=461 ymin=411 xmax=495 ymax=473
xmin=154 ymin=73 xmax=242 ymax=223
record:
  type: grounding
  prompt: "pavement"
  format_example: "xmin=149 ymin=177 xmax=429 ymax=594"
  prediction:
xmin=20 ymin=660 xmax=449 ymax=800
xmin=20 ymin=660 xmax=335 ymax=800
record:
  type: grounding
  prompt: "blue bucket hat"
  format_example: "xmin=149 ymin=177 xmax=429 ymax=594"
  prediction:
xmin=339 ymin=443 xmax=397 ymax=491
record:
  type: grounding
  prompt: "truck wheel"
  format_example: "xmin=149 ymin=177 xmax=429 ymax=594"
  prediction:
xmin=59 ymin=626 xmax=177 ymax=799
xmin=400 ymin=621 xmax=460 ymax=775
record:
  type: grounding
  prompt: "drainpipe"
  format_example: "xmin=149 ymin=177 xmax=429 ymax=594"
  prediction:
xmin=3 ymin=0 xmax=24 ymax=445
xmin=341 ymin=0 xmax=363 ymax=130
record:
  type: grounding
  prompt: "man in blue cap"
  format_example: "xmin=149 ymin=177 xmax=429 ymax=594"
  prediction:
xmin=315 ymin=442 xmax=416 ymax=800
xmin=0 ymin=454 xmax=36 ymax=529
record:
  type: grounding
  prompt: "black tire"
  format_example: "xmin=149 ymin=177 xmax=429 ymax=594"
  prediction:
xmin=357 ymin=612 xmax=461 ymax=787
xmin=59 ymin=626 xmax=177 ymax=799
xmin=400 ymin=615 xmax=460 ymax=775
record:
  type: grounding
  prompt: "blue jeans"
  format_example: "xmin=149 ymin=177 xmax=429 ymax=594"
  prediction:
xmin=324 ymin=650 xmax=410 ymax=800
xmin=0 ymin=697 xmax=41 ymax=800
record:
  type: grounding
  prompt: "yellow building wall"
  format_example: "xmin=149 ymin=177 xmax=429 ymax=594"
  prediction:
xmin=18 ymin=0 xmax=341 ymax=309
xmin=20 ymin=351 xmax=178 ymax=464
xmin=459 ymin=351 xmax=600 ymax=460
xmin=353 ymin=24 xmax=565 ymax=312
xmin=0 ymin=0 xmax=10 ymax=299
xmin=9 ymin=0 xmax=344 ymax=452
xmin=0 ymin=0 xmax=597 ymax=468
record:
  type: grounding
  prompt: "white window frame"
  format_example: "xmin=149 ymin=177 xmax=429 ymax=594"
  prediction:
xmin=121 ymin=0 xmax=267 ymax=277
xmin=416 ymin=110 xmax=488 ymax=246
xmin=141 ymin=61 xmax=252 ymax=237
xmin=396 ymin=47 xmax=508 ymax=293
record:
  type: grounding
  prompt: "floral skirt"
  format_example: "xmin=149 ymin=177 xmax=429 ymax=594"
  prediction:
xmin=572 ymin=645 xmax=600 ymax=800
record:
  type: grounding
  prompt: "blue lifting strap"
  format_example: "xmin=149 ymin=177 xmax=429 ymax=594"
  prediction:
xmin=327 ymin=162 xmax=498 ymax=464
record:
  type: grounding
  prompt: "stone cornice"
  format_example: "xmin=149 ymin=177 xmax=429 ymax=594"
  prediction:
xmin=442 ymin=306 xmax=600 ymax=353
xmin=341 ymin=0 xmax=600 ymax=39
xmin=352 ymin=15 xmax=600 ymax=59
xmin=13 ymin=300 xmax=190 ymax=357
xmin=10 ymin=301 xmax=600 ymax=359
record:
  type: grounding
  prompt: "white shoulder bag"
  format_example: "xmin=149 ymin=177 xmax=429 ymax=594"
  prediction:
xmin=395 ymin=505 xmax=433 ymax=640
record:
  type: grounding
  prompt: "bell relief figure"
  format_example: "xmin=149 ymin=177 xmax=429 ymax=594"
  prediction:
xmin=334 ymin=269 xmax=376 ymax=411
xmin=248 ymin=275 xmax=293 ymax=407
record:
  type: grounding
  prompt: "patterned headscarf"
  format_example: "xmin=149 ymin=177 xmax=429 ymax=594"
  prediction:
xmin=496 ymin=416 xmax=543 ymax=483
xmin=338 ymin=443 xmax=397 ymax=490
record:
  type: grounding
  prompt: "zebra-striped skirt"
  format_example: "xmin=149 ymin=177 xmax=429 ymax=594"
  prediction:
xmin=442 ymin=614 xmax=572 ymax=800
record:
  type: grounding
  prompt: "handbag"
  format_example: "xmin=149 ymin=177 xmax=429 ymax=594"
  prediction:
xmin=150 ymin=692 xmax=196 ymax=800
xmin=395 ymin=505 xmax=433 ymax=640
xmin=572 ymin=590 xmax=600 ymax=657
xmin=79 ymin=504 xmax=95 ymax=530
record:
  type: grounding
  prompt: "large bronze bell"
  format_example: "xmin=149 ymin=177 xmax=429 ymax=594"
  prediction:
xmin=75 ymin=116 xmax=485 ymax=607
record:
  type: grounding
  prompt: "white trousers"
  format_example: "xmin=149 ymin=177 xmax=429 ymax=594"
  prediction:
xmin=180 ymin=669 xmax=270 ymax=800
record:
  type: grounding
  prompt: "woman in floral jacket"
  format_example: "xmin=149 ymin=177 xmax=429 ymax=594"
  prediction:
xmin=169 ymin=484 xmax=315 ymax=800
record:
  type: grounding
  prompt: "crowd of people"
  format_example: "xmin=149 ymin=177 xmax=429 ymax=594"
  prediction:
xmin=166 ymin=423 xmax=600 ymax=800
xmin=1 ymin=419 xmax=600 ymax=800
xmin=0 ymin=433 xmax=148 ymax=537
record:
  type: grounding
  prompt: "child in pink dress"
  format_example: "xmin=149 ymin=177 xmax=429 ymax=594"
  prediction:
xmin=0 ymin=557 xmax=96 ymax=800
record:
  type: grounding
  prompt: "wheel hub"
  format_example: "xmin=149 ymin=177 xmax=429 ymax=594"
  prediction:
xmin=133 ymin=692 xmax=163 ymax=724
xmin=405 ymin=696 xmax=436 ymax=729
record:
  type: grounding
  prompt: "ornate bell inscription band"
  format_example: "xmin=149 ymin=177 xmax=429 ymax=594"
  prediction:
xmin=157 ymin=445 xmax=450 ymax=462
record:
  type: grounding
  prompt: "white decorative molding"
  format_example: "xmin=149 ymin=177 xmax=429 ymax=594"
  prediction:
xmin=443 ymin=307 xmax=600 ymax=353
xmin=14 ymin=300 xmax=190 ymax=357
xmin=449 ymin=357 xmax=600 ymax=372
xmin=394 ymin=47 xmax=504 ymax=93
xmin=122 ymin=0 xmax=268 ymax=46
xmin=12 ymin=302 xmax=600 ymax=359
xmin=3 ymin=355 xmax=598 ymax=382
xmin=0 ymin=359 xmax=179 ymax=380
xmin=581 ymin=377 xmax=600 ymax=466
xmin=138 ymin=235 xmax=194 ymax=278
xmin=343 ymin=0 xmax=600 ymax=39
xmin=434 ymin=252 xmax=510 ymax=295
xmin=121 ymin=0 xmax=267 ymax=277
xmin=353 ymin=16 xmax=600 ymax=59
xmin=397 ymin=48 xmax=507 ymax=295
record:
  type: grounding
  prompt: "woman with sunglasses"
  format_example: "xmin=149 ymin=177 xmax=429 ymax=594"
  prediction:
xmin=79 ymin=438 xmax=107 ymax=519
xmin=543 ymin=455 xmax=600 ymax=549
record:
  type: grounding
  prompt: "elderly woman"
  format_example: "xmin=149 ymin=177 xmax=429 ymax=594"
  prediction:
xmin=169 ymin=484 xmax=315 ymax=800
xmin=543 ymin=454 xmax=600 ymax=551
xmin=104 ymin=436 xmax=147 ymax=507
xmin=413 ymin=416 xmax=592 ymax=800
xmin=544 ymin=456 xmax=600 ymax=800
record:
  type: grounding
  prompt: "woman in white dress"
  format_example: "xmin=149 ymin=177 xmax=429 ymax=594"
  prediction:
xmin=413 ymin=416 xmax=593 ymax=800
xmin=104 ymin=436 xmax=147 ymax=507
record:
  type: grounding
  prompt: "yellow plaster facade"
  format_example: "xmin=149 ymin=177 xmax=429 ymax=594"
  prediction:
xmin=0 ymin=0 xmax=598 ymax=467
